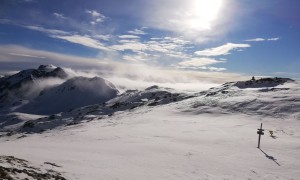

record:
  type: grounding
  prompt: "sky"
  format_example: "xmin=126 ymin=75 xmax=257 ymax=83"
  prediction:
xmin=0 ymin=0 xmax=300 ymax=89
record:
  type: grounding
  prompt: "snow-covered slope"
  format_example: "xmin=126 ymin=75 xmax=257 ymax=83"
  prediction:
xmin=0 ymin=97 xmax=299 ymax=180
xmin=1 ymin=85 xmax=189 ymax=134
xmin=17 ymin=77 xmax=119 ymax=115
xmin=187 ymin=78 xmax=299 ymax=119
xmin=0 ymin=71 xmax=299 ymax=179
xmin=1 ymin=76 xmax=299 ymax=135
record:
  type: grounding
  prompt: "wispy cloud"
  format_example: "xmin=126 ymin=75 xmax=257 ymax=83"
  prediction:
xmin=21 ymin=25 xmax=111 ymax=51
xmin=267 ymin=37 xmax=280 ymax=41
xmin=123 ymin=54 xmax=147 ymax=62
xmin=0 ymin=45 xmax=249 ymax=91
xmin=203 ymin=67 xmax=226 ymax=71
xmin=2 ymin=18 xmax=238 ymax=72
xmin=245 ymin=37 xmax=280 ymax=42
xmin=25 ymin=25 xmax=70 ymax=35
xmin=110 ymin=41 xmax=148 ymax=52
xmin=8 ymin=52 xmax=46 ymax=59
xmin=118 ymin=35 xmax=140 ymax=39
xmin=94 ymin=35 xmax=111 ymax=41
xmin=53 ymin=13 xmax=67 ymax=19
xmin=245 ymin=38 xmax=265 ymax=42
xmin=86 ymin=10 xmax=104 ymax=18
xmin=194 ymin=43 xmax=251 ymax=56
xmin=176 ymin=58 xmax=226 ymax=71
xmin=178 ymin=58 xmax=225 ymax=67
xmin=110 ymin=36 xmax=192 ymax=61
xmin=85 ymin=10 xmax=106 ymax=25
xmin=178 ymin=66 xmax=226 ymax=71
xmin=128 ymin=28 xmax=147 ymax=35
xmin=53 ymin=34 xmax=110 ymax=51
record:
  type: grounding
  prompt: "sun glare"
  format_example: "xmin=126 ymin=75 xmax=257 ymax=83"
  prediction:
xmin=186 ymin=0 xmax=223 ymax=30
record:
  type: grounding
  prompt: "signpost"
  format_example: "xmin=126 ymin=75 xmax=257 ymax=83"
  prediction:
xmin=257 ymin=123 xmax=264 ymax=148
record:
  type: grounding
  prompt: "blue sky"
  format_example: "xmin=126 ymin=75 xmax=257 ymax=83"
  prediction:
xmin=0 ymin=0 xmax=299 ymax=84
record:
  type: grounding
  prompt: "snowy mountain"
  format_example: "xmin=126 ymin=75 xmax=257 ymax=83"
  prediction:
xmin=18 ymin=76 xmax=119 ymax=115
xmin=0 ymin=70 xmax=298 ymax=135
xmin=0 ymin=67 xmax=299 ymax=180
xmin=0 ymin=65 xmax=67 ymax=91
xmin=0 ymin=65 xmax=68 ymax=112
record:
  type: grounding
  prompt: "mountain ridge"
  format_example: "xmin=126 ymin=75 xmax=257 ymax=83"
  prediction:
xmin=0 ymin=65 xmax=299 ymax=135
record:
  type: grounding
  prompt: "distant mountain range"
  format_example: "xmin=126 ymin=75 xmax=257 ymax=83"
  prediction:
xmin=0 ymin=65 xmax=299 ymax=135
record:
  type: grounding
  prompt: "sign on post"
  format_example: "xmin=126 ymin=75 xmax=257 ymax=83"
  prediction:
xmin=257 ymin=123 xmax=264 ymax=148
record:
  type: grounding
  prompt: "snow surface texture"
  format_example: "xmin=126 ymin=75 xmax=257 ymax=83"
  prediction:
xmin=0 ymin=67 xmax=300 ymax=180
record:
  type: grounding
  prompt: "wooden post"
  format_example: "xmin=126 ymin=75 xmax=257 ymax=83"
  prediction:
xmin=257 ymin=123 xmax=264 ymax=148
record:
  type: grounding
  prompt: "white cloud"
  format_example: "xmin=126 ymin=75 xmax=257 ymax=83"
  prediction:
xmin=94 ymin=35 xmax=111 ymax=41
xmin=176 ymin=65 xmax=226 ymax=71
xmin=178 ymin=58 xmax=225 ymax=67
xmin=245 ymin=38 xmax=265 ymax=42
xmin=205 ymin=67 xmax=226 ymax=71
xmin=110 ymin=36 xmax=192 ymax=61
xmin=128 ymin=28 xmax=147 ymax=35
xmin=0 ymin=45 xmax=104 ymax=66
xmin=53 ymin=13 xmax=67 ymax=19
xmin=86 ymin=10 xmax=106 ymax=25
xmin=25 ymin=25 xmax=69 ymax=35
xmin=110 ymin=41 xmax=148 ymax=52
xmin=21 ymin=25 xmax=112 ymax=51
xmin=194 ymin=43 xmax=251 ymax=56
xmin=123 ymin=54 xmax=147 ymax=62
xmin=0 ymin=45 xmax=248 ymax=90
xmin=118 ymin=35 xmax=140 ymax=39
xmin=245 ymin=37 xmax=280 ymax=42
xmin=95 ymin=18 xmax=104 ymax=22
xmin=118 ymin=39 xmax=139 ymax=44
xmin=85 ymin=10 xmax=104 ymax=18
xmin=20 ymin=24 xmax=192 ymax=60
xmin=8 ymin=53 xmax=46 ymax=59
xmin=53 ymin=35 xmax=110 ymax=51
xmin=268 ymin=37 xmax=280 ymax=41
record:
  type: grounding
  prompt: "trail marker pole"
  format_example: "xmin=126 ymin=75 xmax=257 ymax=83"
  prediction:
xmin=257 ymin=123 xmax=264 ymax=148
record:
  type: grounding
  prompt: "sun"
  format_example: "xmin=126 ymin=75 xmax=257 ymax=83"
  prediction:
xmin=185 ymin=0 xmax=224 ymax=31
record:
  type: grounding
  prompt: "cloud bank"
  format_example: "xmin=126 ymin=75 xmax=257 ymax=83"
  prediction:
xmin=0 ymin=45 xmax=249 ymax=92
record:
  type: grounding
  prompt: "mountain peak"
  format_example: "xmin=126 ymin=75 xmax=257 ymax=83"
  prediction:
xmin=37 ymin=65 xmax=57 ymax=72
